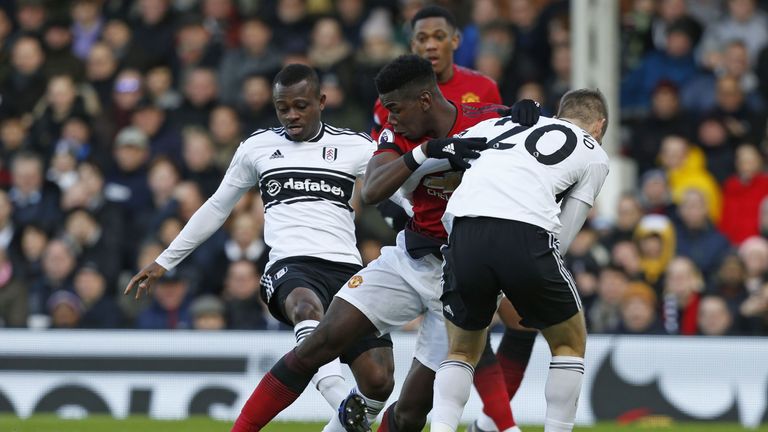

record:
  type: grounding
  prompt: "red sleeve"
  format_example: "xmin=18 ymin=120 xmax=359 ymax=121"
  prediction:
xmin=483 ymin=78 xmax=502 ymax=104
xmin=373 ymin=127 xmax=408 ymax=156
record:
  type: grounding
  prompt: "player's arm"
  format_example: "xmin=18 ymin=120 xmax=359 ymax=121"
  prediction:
xmin=360 ymin=151 xmax=416 ymax=205
xmin=557 ymin=196 xmax=592 ymax=254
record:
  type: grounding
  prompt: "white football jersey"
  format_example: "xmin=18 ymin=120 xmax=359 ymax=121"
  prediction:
xmin=444 ymin=116 xmax=609 ymax=234
xmin=224 ymin=124 xmax=375 ymax=270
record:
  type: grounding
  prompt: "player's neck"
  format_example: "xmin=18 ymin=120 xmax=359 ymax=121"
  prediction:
xmin=436 ymin=64 xmax=455 ymax=83
xmin=430 ymin=98 xmax=458 ymax=138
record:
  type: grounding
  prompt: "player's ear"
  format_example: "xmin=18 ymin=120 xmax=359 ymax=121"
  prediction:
xmin=418 ymin=90 xmax=432 ymax=111
xmin=318 ymin=93 xmax=326 ymax=110
xmin=451 ymin=29 xmax=461 ymax=50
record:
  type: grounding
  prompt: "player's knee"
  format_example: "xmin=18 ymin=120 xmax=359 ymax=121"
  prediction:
xmin=288 ymin=300 xmax=324 ymax=323
xmin=357 ymin=365 xmax=394 ymax=401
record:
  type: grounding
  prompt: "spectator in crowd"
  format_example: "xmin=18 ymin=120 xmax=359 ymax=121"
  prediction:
xmin=13 ymin=0 xmax=47 ymax=39
xmin=699 ymin=0 xmax=768 ymax=69
xmin=42 ymin=17 xmax=84 ymax=81
xmin=738 ymin=235 xmax=768 ymax=295
xmin=28 ymin=238 xmax=78 ymax=316
xmin=205 ymin=212 xmax=266 ymax=294
xmin=708 ymin=75 xmax=766 ymax=145
xmin=9 ymin=151 xmax=62 ymax=232
xmin=109 ymin=68 xmax=144 ymax=133
xmin=70 ymin=0 xmax=104 ymax=61
xmin=208 ymin=105 xmax=242 ymax=170
xmin=695 ymin=115 xmax=736 ymax=184
xmin=335 ymin=0 xmax=368 ymax=47
xmin=237 ymin=74 xmax=277 ymax=131
xmin=0 ymin=36 xmax=48 ymax=118
xmin=674 ymin=188 xmax=731 ymax=278
xmin=0 ymin=248 xmax=28 ymax=328
xmin=307 ymin=17 xmax=355 ymax=96
xmin=64 ymin=208 xmax=121 ymax=285
xmin=74 ymin=264 xmax=122 ymax=329
xmin=740 ymin=279 xmax=768 ymax=333
xmin=0 ymin=117 xmax=29 ymax=180
xmin=201 ymin=0 xmax=241 ymax=49
xmin=100 ymin=19 xmax=148 ymax=71
xmin=17 ymin=223 xmax=48 ymax=282
xmin=218 ymin=17 xmax=281 ymax=105
xmin=143 ymin=156 xmax=181 ymax=225
xmin=222 ymin=260 xmax=269 ymax=330
xmin=697 ymin=294 xmax=735 ymax=335
xmin=47 ymin=289 xmax=83 ymax=329
xmin=105 ymin=126 xmax=152 ymax=213
xmin=545 ymin=42 xmax=572 ymax=112
xmin=621 ymin=18 xmax=699 ymax=113
xmin=758 ymin=43 xmax=768 ymax=103
xmin=172 ymin=17 xmax=222 ymax=83
xmin=567 ymin=226 xmax=609 ymax=311
xmin=620 ymin=0 xmax=655 ymax=73
xmin=174 ymin=68 xmax=219 ymax=129
xmin=635 ymin=214 xmax=677 ymax=288
xmin=0 ymin=190 xmax=16 ymax=253
xmin=651 ymin=0 xmax=699 ymax=52
xmin=132 ymin=99 xmax=183 ymax=163
xmin=135 ymin=269 xmax=193 ymax=330
xmin=190 ymin=294 xmax=226 ymax=330
xmin=708 ymin=253 xmax=748 ymax=303
xmin=180 ymin=127 xmax=223 ymax=199
xmin=720 ymin=144 xmax=768 ymax=244
xmin=662 ymin=256 xmax=705 ymax=334
xmin=270 ymin=0 xmax=313 ymax=53
xmin=588 ymin=266 xmax=631 ymax=333
xmin=602 ymin=192 xmax=645 ymax=250
xmin=131 ymin=0 xmax=176 ymax=69
xmin=658 ymin=135 xmax=722 ymax=222
xmin=145 ymin=66 xmax=182 ymax=111
xmin=612 ymin=240 xmax=645 ymax=281
xmin=617 ymin=281 xmax=665 ymax=334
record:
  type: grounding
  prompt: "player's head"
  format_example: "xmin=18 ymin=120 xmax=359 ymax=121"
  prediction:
xmin=556 ymin=88 xmax=609 ymax=143
xmin=272 ymin=64 xmax=325 ymax=142
xmin=410 ymin=5 xmax=460 ymax=81
xmin=375 ymin=54 xmax=440 ymax=140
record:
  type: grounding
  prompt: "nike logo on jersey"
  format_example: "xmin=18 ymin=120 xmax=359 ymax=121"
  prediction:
xmin=270 ymin=149 xmax=284 ymax=159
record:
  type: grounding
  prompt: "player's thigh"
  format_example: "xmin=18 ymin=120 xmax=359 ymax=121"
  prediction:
xmin=540 ymin=310 xmax=587 ymax=357
xmin=335 ymin=245 xmax=426 ymax=334
xmin=440 ymin=218 xmax=502 ymax=331
xmin=500 ymin=225 xmax=582 ymax=331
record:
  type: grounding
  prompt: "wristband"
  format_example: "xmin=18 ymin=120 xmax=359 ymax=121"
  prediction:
xmin=403 ymin=146 xmax=427 ymax=171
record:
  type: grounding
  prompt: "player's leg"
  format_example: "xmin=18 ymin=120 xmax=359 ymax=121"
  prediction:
xmin=431 ymin=321 xmax=488 ymax=432
xmin=341 ymin=343 xmax=395 ymax=431
xmin=232 ymin=297 xmax=379 ymax=432
xmin=470 ymin=333 xmax=518 ymax=432
xmin=376 ymin=359 xmax=434 ymax=432
xmin=284 ymin=286 xmax=350 ymax=414
xmin=539 ymin=312 xmax=586 ymax=432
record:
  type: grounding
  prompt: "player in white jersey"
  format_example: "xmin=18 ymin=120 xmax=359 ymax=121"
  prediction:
xmin=123 ymin=64 xmax=394 ymax=432
xmin=430 ymin=89 xmax=611 ymax=432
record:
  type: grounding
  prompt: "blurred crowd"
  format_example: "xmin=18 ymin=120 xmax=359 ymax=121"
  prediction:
xmin=0 ymin=0 xmax=767 ymax=336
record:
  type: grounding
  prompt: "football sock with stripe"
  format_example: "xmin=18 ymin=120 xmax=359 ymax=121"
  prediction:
xmin=295 ymin=320 xmax=347 ymax=412
xmin=232 ymin=349 xmax=315 ymax=432
xmin=431 ymin=360 xmax=475 ymax=432
xmin=544 ymin=356 xmax=584 ymax=432
xmin=497 ymin=329 xmax=536 ymax=400
xmin=474 ymin=337 xmax=515 ymax=431
xmin=376 ymin=402 xmax=398 ymax=432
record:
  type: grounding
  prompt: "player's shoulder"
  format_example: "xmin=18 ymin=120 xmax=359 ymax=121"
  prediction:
xmin=241 ymin=126 xmax=286 ymax=146
xmin=455 ymin=65 xmax=498 ymax=87
xmin=323 ymin=124 xmax=373 ymax=143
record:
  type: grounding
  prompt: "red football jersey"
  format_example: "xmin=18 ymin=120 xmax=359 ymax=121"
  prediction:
xmin=374 ymin=102 xmax=504 ymax=239
xmin=371 ymin=65 xmax=501 ymax=138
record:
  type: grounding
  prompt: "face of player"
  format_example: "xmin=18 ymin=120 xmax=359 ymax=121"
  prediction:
xmin=411 ymin=17 xmax=459 ymax=82
xmin=380 ymin=90 xmax=430 ymax=141
xmin=273 ymin=80 xmax=326 ymax=142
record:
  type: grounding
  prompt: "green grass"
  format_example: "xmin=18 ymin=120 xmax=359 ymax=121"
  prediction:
xmin=0 ymin=416 xmax=762 ymax=432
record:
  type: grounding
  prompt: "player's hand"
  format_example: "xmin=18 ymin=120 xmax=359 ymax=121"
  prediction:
xmin=124 ymin=261 xmax=167 ymax=300
xmin=497 ymin=99 xmax=541 ymax=126
xmin=424 ymin=137 xmax=488 ymax=170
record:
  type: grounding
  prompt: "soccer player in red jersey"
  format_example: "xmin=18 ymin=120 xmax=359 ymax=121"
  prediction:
xmin=374 ymin=6 xmax=534 ymax=432
xmin=371 ymin=6 xmax=501 ymax=139
xmin=226 ymin=55 xmax=539 ymax=432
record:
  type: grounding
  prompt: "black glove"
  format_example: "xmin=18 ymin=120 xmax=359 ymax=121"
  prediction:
xmin=425 ymin=137 xmax=488 ymax=170
xmin=497 ymin=99 xmax=541 ymax=126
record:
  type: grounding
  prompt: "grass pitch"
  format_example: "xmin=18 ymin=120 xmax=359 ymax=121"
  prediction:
xmin=0 ymin=416 xmax=762 ymax=431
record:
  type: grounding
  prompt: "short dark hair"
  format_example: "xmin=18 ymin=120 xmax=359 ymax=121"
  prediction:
xmin=374 ymin=54 xmax=436 ymax=96
xmin=273 ymin=64 xmax=320 ymax=95
xmin=411 ymin=5 xmax=457 ymax=30
xmin=557 ymin=88 xmax=609 ymax=135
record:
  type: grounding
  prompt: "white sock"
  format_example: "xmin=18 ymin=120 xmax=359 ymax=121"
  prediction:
xmin=476 ymin=411 xmax=499 ymax=431
xmin=322 ymin=409 xmax=346 ymax=432
xmin=353 ymin=386 xmax=387 ymax=424
xmin=294 ymin=320 xmax=347 ymax=411
xmin=544 ymin=356 xmax=584 ymax=432
xmin=431 ymin=360 xmax=475 ymax=432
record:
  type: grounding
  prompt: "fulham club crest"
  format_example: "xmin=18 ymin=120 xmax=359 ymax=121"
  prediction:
xmin=322 ymin=146 xmax=338 ymax=163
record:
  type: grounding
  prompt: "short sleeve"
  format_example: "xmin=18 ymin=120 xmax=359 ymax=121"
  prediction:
xmin=357 ymin=139 xmax=377 ymax=177
xmin=373 ymin=128 xmax=406 ymax=156
xmin=568 ymin=161 xmax=610 ymax=207
xmin=222 ymin=142 xmax=259 ymax=188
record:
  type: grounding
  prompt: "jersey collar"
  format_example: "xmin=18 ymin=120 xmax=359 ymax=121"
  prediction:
xmin=282 ymin=123 xmax=326 ymax=143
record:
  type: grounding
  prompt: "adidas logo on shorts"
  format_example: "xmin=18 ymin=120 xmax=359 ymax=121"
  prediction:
xmin=443 ymin=304 xmax=453 ymax=316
